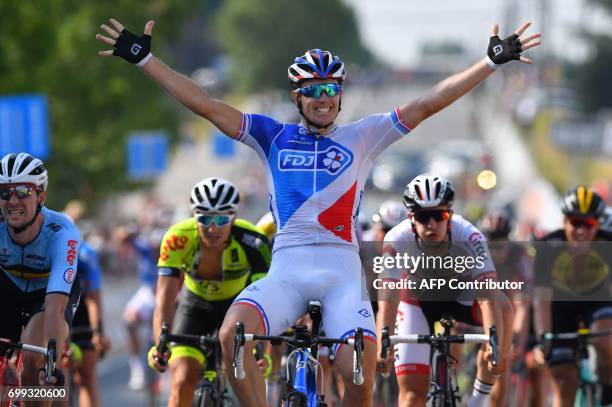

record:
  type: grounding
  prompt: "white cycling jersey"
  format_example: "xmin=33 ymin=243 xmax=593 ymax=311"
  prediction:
xmin=236 ymin=109 xmax=411 ymax=252
xmin=382 ymin=215 xmax=496 ymax=282
xmin=383 ymin=215 xmax=497 ymax=376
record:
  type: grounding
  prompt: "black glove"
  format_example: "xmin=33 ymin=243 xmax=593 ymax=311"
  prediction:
xmin=113 ymin=28 xmax=151 ymax=65
xmin=487 ymin=33 xmax=522 ymax=65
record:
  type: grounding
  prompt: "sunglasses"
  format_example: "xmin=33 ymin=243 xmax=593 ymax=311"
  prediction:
xmin=568 ymin=217 xmax=598 ymax=229
xmin=295 ymin=83 xmax=342 ymax=99
xmin=413 ymin=210 xmax=451 ymax=224
xmin=0 ymin=185 xmax=37 ymax=201
xmin=196 ymin=214 xmax=233 ymax=228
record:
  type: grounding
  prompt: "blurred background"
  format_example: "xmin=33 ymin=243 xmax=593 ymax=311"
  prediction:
xmin=2 ymin=0 xmax=611 ymax=404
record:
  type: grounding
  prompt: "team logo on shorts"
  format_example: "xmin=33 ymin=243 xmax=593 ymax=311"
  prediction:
xmin=246 ymin=285 xmax=260 ymax=291
xmin=278 ymin=146 xmax=352 ymax=175
xmin=358 ymin=308 xmax=371 ymax=318
xmin=63 ymin=268 xmax=74 ymax=284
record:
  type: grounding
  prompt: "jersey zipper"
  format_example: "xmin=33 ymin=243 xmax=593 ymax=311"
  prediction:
xmin=313 ymin=137 xmax=319 ymax=244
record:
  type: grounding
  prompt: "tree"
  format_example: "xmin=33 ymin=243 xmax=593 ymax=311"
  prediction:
xmin=575 ymin=0 xmax=612 ymax=112
xmin=0 ymin=0 xmax=201 ymax=209
xmin=215 ymin=0 xmax=373 ymax=92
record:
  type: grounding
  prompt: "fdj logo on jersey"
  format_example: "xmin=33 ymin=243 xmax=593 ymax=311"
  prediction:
xmin=278 ymin=146 xmax=353 ymax=175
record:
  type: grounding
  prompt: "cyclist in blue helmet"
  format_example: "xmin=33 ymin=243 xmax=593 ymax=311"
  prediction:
xmin=97 ymin=18 xmax=541 ymax=406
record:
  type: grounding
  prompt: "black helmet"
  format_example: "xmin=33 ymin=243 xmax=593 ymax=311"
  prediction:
xmin=561 ymin=185 xmax=606 ymax=218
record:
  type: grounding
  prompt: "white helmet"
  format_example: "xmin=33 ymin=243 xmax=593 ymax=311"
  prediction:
xmin=403 ymin=174 xmax=455 ymax=211
xmin=0 ymin=153 xmax=48 ymax=191
xmin=190 ymin=177 xmax=240 ymax=214
xmin=372 ymin=200 xmax=407 ymax=229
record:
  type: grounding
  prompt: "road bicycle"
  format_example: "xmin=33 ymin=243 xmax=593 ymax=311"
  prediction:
xmin=0 ymin=337 xmax=62 ymax=407
xmin=156 ymin=322 xmax=235 ymax=407
xmin=233 ymin=300 xmax=365 ymax=407
xmin=381 ymin=316 xmax=498 ymax=407
xmin=543 ymin=328 xmax=612 ymax=407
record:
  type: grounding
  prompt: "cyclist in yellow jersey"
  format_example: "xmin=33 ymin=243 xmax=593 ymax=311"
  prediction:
xmin=534 ymin=186 xmax=612 ymax=407
xmin=147 ymin=177 xmax=271 ymax=407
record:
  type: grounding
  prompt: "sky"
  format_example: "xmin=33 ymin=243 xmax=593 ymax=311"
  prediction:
xmin=346 ymin=0 xmax=612 ymax=68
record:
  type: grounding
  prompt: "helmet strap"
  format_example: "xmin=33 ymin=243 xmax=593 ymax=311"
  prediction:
xmin=12 ymin=204 xmax=43 ymax=235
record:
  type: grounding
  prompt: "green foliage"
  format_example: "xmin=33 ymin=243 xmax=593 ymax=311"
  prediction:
xmin=575 ymin=34 xmax=612 ymax=112
xmin=591 ymin=0 xmax=612 ymax=11
xmin=575 ymin=1 xmax=612 ymax=112
xmin=0 ymin=0 xmax=200 ymax=209
xmin=215 ymin=0 xmax=373 ymax=92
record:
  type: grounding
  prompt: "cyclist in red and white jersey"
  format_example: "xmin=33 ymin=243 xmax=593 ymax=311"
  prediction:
xmin=376 ymin=175 xmax=513 ymax=407
xmin=96 ymin=18 xmax=539 ymax=406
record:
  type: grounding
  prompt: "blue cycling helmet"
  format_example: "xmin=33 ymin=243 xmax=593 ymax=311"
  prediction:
xmin=288 ymin=49 xmax=346 ymax=88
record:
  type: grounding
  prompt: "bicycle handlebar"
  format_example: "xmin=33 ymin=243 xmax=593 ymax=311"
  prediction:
xmin=156 ymin=322 xmax=219 ymax=369
xmin=232 ymin=322 xmax=365 ymax=385
xmin=543 ymin=328 xmax=612 ymax=341
xmin=380 ymin=325 xmax=499 ymax=367
xmin=1 ymin=338 xmax=58 ymax=384
xmin=488 ymin=326 xmax=498 ymax=367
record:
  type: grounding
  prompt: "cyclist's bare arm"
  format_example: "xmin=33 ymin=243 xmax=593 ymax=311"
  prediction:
xmin=398 ymin=22 xmax=541 ymax=129
xmin=533 ymin=286 xmax=553 ymax=335
xmin=142 ymin=57 xmax=243 ymax=137
xmin=477 ymin=289 xmax=512 ymax=372
xmin=43 ymin=293 xmax=70 ymax=346
xmin=398 ymin=60 xmax=494 ymax=129
xmin=96 ymin=19 xmax=243 ymax=138
xmin=84 ymin=290 xmax=103 ymax=332
xmin=376 ymin=298 xmax=399 ymax=371
xmin=512 ymin=293 xmax=531 ymax=353
xmin=152 ymin=275 xmax=181 ymax=344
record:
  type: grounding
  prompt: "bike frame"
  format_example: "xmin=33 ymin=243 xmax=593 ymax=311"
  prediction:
xmin=0 ymin=350 xmax=23 ymax=407
xmin=156 ymin=323 xmax=227 ymax=407
xmin=290 ymin=348 xmax=319 ymax=406
xmin=0 ymin=338 xmax=56 ymax=407
xmin=381 ymin=318 xmax=497 ymax=407
xmin=543 ymin=329 xmax=612 ymax=407
xmin=233 ymin=301 xmax=364 ymax=407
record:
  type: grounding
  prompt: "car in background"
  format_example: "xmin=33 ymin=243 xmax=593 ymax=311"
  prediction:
xmin=367 ymin=150 xmax=427 ymax=193
xmin=425 ymin=139 xmax=492 ymax=182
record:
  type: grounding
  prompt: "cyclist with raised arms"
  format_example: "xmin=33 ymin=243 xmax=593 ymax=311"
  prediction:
xmin=96 ymin=19 xmax=540 ymax=406
xmin=0 ymin=153 xmax=81 ymax=390
xmin=533 ymin=186 xmax=612 ymax=407
xmin=376 ymin=174 xmax=513 ymax=407
xmin=147 ymin=177 xmax=271 ymax=407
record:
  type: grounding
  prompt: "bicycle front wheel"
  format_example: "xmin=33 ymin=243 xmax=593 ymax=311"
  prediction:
xmin=286 ymin=392 xmax=307 ymax=407
xmin=193 ymin=383 xmax=215 ymax=407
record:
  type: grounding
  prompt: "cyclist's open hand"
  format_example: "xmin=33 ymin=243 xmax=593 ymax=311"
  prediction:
xmin=487 ymin=22 xmax=541 ymax=66
xmin=96 ymin=18 xmax=155 ymax=66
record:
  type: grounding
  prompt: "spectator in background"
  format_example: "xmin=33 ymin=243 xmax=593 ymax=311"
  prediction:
xmin=120 ymin=225 xmax=160 ymax=390
xmin=64 ymin=201 xmax=111 ymax=407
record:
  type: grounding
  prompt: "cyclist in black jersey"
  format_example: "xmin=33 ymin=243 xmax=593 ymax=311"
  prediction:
xmin=147 ymin=177 xmax=271 ymax=407
xmin=533 ymin=185 xmax=612 ymax=407
xmin=479 ymin=210 xmax=544 ymax=406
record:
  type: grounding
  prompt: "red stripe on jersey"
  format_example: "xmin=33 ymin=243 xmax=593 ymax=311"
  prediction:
xmin=318 ymin=182 xmax=357 ymax=242
xmin=395 ymin=363 xmax=430 ymax=377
